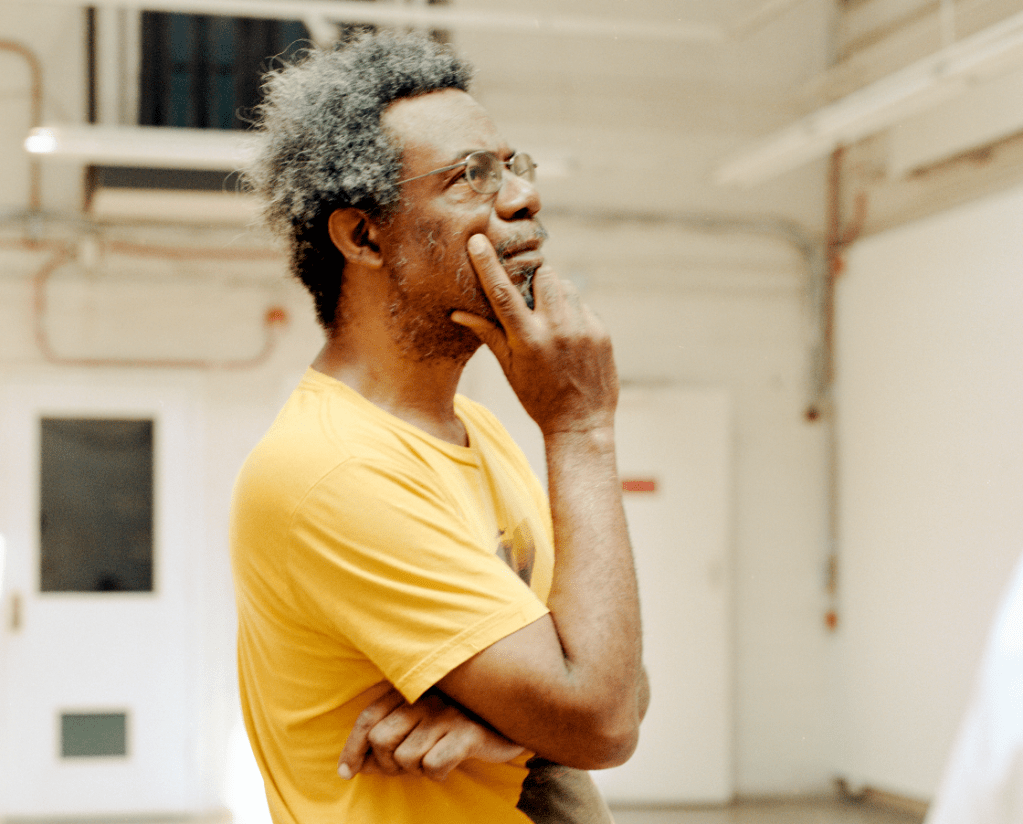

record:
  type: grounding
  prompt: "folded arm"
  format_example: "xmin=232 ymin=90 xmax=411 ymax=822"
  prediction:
xmin=338 ymin=686 xmax=524 ymax=782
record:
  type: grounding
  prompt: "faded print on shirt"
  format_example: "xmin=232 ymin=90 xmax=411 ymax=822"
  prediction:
xmin=496 ymin=520 xmax=536 ymax=585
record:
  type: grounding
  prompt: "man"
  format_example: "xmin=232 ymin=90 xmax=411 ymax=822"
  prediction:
xmin=230 ymin=30 xmax=647 ymax=824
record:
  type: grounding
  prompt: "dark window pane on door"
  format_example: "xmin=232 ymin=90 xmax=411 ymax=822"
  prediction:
xmin=40 ymin=419 xmax=154 ymax=593
xmin=61 ymin=712 xmax=128 ymax=757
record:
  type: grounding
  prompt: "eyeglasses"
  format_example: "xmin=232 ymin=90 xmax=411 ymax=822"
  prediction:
xmin=398 ymin=151 xmax=537 ymax=195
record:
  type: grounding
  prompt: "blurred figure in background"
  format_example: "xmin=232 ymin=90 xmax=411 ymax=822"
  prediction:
xmin=926 ymin=553 xmax=1023 ymax=823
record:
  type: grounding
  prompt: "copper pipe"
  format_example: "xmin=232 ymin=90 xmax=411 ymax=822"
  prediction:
xmin=823 ymin=146 xmax=854 ymax=391
xmin=102 ymin=238 xmax=282 ymax=262
xmin=31 ymin=243 xmax=287 ymax=369
xmin=0 ymin=40 xmax=44 ymax=212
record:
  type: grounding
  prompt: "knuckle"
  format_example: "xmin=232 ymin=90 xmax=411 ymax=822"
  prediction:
xmin=423 ymin=738 xmax=466 ymax=777
xmin=351 ymin=717 xmax=371 ymax=738
xmin=356 ymin=702 xmax=395 ymax=731
xmin=393 ymin=749 xmax=422 ymax=775
xmin=367 ymin=725 xmax=400 ymax=752
xmin=421 ymin=750 xmax=452 ymax=781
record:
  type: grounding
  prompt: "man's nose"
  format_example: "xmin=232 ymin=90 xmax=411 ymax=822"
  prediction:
xmin=494 ymin=170 xmax=541 ymax=220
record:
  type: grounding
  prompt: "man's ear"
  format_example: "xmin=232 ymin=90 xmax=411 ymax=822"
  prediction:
xmin=328 ymin=208 xmax=383 ymax=268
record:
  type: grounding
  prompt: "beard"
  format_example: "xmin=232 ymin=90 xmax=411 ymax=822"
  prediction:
xmin=383 ymin=218 xmax=547 ymax=363
xmin=386 ymin=252 xmax=482 ymax=363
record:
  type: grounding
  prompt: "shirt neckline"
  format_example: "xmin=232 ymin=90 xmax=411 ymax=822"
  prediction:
xmin=303 ymin=367 xmax=482 ymax=465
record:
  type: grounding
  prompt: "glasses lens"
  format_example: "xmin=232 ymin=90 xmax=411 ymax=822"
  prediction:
xmin=510 ymin=153 xmax=536 ymax=182
xmin=465 ymin=152 xmax=502 ymax=194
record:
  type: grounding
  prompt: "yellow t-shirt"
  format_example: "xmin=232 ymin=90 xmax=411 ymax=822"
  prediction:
xmin=230 ymin=368 xmax=554 ymax=824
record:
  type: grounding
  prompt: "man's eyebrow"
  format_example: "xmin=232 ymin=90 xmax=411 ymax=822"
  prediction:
xmin=442 ymin=148 xmax=513 ymax=165
xmin=441 ymin=150 xmax=478 ymax=166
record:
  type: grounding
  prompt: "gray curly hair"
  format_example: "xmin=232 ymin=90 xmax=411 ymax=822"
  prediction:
xmin=244 ymin=30 xmax=474 ymax=329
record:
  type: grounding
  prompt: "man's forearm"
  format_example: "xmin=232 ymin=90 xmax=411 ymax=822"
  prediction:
xmin=440 ymin=241 xmax=646 ymax=768
xmin=542 ymin=425 xmax=645 ymax=754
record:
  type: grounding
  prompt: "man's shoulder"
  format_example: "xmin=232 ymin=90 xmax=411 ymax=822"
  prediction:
xmin=240 ymin=374 xmax=471 ymax=505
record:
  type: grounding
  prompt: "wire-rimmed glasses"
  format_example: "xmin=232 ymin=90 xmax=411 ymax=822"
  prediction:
xmin=398 ymin=151 xmax=537 ymax=195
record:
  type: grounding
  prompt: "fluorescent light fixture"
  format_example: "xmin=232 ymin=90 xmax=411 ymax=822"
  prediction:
xmin=24 ymin=124 xmax=257 ymax=170
xmin=715 ymin=9 xmax=1023 ymax=187
xmin=26 ymin=124 xmax=574 ymax=182
xmin=24 ymin=129 xmax=57 ymax=155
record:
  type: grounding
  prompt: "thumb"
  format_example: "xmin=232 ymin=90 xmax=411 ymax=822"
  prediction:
xmin=451 ymin=311 xmax=507 ymax=358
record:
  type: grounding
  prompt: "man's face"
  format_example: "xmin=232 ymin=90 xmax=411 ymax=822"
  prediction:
xmin=376 ymin=89 xmax=546 ymax=362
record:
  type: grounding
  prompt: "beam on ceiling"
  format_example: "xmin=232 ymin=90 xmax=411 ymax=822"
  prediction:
xmin=31 ymin=0 xmax=725 ymax=43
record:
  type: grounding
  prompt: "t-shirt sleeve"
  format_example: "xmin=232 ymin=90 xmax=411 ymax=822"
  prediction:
xmin=284 ymin=457 xmax=550 ymax=703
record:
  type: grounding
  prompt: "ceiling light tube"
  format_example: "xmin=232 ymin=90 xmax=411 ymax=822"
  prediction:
xmin=24 ymin=124 xmax=574 ymax=181
xmin=24 ymin=124 xmax=257 ymax=169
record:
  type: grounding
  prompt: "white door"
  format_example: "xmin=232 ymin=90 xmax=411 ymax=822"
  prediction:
xmin=0 ymin=377 xmax=206 ymax=817
xmin=592 ymin=387 xmax=733 ymax=804
xmin=462 ymin=355 xmax=735 ymax=804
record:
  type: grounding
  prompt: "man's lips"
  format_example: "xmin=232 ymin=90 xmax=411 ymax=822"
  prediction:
xmin=501 ymin=249 xmax=545 ymax=271
xmin=491 ymin=230 xmax=547 ymax=309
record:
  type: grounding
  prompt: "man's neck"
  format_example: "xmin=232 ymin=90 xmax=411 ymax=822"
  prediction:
xmin=312 ymin=333 xmax=476 ymax=447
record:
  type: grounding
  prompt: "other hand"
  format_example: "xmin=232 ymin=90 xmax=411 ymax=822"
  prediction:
xmin=337 ymin=686 xmax=526 ymax=782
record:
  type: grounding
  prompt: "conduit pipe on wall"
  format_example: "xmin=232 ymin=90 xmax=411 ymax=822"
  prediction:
xmin=28 ymin=240 xmax=289 ymax=369
xmin=817 ymin=146 xmax=868 ymax=632
xmin=555 ymin=206 xmax=839 ymax=628
xmin=0 ymin=40 xmax=44 ymax=213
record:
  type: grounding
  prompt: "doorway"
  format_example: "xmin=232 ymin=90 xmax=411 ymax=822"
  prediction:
xmin=0 ymin=378 xmax=207 ymax=817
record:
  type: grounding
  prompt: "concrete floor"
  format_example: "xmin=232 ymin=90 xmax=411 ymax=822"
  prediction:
xmin=609 ymin=798 xmax=925 ymax=824
xmin=6 ymin=798 xmax=923 ymax=824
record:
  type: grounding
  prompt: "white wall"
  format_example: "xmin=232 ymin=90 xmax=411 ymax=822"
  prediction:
xmin=833 ymin=183 xmax=1023 ymax=799
xmin=1 ymin=211 xmax=831 ymax=803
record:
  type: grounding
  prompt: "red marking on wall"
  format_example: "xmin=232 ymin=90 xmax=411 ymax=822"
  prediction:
xmin=622 ymin=479 xmax=657 ymax=493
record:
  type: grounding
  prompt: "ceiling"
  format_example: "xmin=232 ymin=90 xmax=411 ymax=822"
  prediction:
xmin=29 ymin=0 xmax=1023 ymax=240
xmin=450 ymin=0 xmax=833 ymax=228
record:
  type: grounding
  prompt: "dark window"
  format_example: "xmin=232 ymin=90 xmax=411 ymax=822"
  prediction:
xmin=138 ymin=13 xmax=309 ymax=129
xmin=39 ymin=418 xmax=154 ymax=593
xmin=61 ymin=712 xmax=128 ymax=758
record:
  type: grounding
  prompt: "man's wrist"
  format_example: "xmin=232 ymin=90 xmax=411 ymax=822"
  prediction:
xmin=542 ymin=424 xmax=616 ymax=455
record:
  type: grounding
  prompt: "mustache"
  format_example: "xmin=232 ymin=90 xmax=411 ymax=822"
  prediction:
xmin=493 ymin=223 xmax=548 ymax=261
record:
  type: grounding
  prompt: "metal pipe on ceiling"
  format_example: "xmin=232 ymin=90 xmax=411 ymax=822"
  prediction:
xmin=732 ymin=0 xmax=814 ymax=37
xmin=32 ymin=0 xmax=725 ymax=43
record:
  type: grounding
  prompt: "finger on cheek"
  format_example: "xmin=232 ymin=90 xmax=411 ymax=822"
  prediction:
xmin=468 ymin=234 xmax=490 ymax=257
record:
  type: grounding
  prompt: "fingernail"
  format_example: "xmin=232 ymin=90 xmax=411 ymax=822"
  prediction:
xmin=338 ymin=764 xmax=353 ymax=780
xmin=468 ymin=235 xmax=487 ymax=254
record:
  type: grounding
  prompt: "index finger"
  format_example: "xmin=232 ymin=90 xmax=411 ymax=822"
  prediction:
xmin=467 ymin=234 xmax=531 ymax=333
xmin=338 ymin=687 xmax=405 ymax=779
